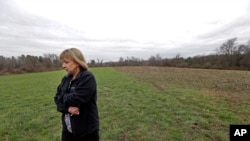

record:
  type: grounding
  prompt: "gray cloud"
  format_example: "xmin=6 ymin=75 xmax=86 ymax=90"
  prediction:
xmin=0 ymin=1 xmax=90 ymax=55
xmin=1 ymin=0 xmax=250 ymax=62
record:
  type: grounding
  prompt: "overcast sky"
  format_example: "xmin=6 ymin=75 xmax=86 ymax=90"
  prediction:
xmin=0 ymin=0 xmax=250 ymax=62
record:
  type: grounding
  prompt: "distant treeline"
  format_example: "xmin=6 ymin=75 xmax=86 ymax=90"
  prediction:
xmin=92 ymin=37 xmax=250 ymax=70
xmin=0 ymin=37 xmax=250 ymax=75
xmin=0 ymin=54 xmax=61 ymax=75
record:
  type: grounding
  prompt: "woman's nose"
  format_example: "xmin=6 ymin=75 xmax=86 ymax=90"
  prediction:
xmin=62 ymin=63 xmax=66 ymax=68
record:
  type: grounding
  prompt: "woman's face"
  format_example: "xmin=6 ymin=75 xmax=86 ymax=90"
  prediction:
xmin=61 ymin=58 xmax=79 ymax=74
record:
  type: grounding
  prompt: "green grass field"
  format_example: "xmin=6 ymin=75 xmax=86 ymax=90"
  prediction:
xmin=0 ymin=67 xmax=249 ymax=141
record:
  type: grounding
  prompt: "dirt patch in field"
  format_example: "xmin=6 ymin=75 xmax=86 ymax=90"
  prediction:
xmin=115 ymin=66 xmax=250 ymax=108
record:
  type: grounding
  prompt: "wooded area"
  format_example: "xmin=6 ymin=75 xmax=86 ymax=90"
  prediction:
xmin=1 ymin=37 xmax=250 ymax=75
xmin=0 ymin=54 xmax=61 ymax=75
xmin=92 ymin=37 xmax=250 ymax=70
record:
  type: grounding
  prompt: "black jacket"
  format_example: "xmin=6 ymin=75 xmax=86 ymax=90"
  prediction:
xmin=54 ymin=70 xmax=99 ymax=138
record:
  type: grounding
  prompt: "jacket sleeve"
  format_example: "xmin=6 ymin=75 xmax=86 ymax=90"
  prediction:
xmin=63 ymin=72 xmax=96 ymax=106
xmin=54 ymin=77 xmax=68 ymax=113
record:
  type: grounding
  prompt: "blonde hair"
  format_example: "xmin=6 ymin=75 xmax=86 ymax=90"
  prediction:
xmin=59 ymin=48 xmax=88 ymax=70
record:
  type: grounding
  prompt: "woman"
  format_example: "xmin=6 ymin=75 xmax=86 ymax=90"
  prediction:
xmin=54 ymin=48 xmax=99 ymax=141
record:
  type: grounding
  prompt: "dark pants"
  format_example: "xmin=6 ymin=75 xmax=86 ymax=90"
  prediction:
xmin=61 ymin=130 xmax=99 ymax=141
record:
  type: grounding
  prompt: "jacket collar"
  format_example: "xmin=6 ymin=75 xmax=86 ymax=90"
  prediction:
xmin=65 ymin=70 xmax=87 ymax=81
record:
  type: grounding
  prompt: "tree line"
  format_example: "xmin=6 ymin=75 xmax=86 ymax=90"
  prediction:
xmin=92 ymin=37 xmax=250 ymax=70
xmin=0 ymin=37 xmax=250 ymax=75
xmin=0 ymin=54 xmax=61 ymax=75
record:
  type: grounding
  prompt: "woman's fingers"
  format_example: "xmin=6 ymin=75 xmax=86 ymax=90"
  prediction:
xmin=69 ymin=106 xmax=80 ymax=115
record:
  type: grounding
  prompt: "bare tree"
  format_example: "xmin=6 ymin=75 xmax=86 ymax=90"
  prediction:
xmin=217 ymin=37 xmax=237 ymax=67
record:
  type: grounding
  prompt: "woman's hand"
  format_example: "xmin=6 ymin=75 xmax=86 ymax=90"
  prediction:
xmin=68 ymin=106 xmax=80 ymax=115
